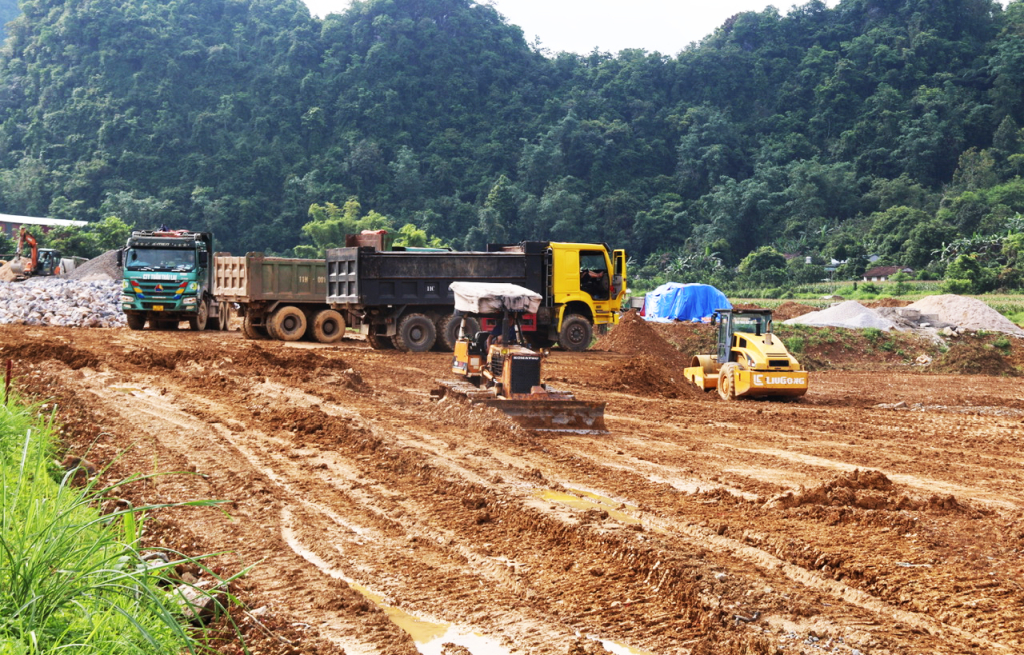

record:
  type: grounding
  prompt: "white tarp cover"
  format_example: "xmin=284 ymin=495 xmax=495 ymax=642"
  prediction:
xmin=450 ymin=282 xmax=542 ymax=314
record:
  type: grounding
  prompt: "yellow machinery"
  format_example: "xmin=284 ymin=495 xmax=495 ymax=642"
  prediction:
xmin=683 ymin=308 xmax=807 ymax=400
xmin=435 ymin=282 xmax=606 ymax=432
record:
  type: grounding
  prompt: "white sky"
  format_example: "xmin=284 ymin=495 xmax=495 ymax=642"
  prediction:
xmin=301 ymin=1 xmax=842 ymax=56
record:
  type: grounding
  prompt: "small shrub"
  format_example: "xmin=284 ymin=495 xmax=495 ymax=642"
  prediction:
xmin=941 ymin=278 xmax=974 ymax=294
xmin=785 ymin=336 xmax=805 ymax=354
xmin=993 ymin=335 xmax=1012 ymax=353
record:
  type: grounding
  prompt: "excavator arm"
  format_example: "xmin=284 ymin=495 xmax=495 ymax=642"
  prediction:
xmin=17 ymin=231 xmax=38 ymax=273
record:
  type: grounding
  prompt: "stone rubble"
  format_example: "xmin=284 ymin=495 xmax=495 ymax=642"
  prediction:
xmin=0 ymin=277 xmax=125 ymax=328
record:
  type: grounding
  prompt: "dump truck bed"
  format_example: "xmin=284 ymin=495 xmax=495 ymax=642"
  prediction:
xmin=214 ymin=253 xmax=327 ymax=303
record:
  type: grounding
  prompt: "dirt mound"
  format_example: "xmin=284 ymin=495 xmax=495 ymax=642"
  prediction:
xmin=649 ymin=321 xmax=717 ymax=359
xmin=605 ymin=355 xmax=702 ymax=399
xmin=771 ymin=301 xmax=818 ymax=321
xmin=429 ymin=393 xmax=522 ymax=437
xmin=0 ymin=342 xmax=100 ymax=370
xmin=864 ymin=297 xmax=912 ymax=308
xmin=125 ymin=347 xmax=179 ymax=370
xmin=765 ymin=469 xmax=979 ymax=515
xmin=933 ymin=342 xmax=1018 ymax=376
xmin=593 ymin=310 xmax=686 ymax=365
xmin=0 ymin=258 xmax=30 ymax=282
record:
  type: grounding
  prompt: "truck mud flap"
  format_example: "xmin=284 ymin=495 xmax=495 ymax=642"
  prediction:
xmin=481 ymin=399 xmax=607 ymax=434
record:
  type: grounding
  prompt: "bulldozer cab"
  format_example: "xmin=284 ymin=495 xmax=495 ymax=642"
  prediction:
xmin=716 ymin=309 xmax=774 ymax=364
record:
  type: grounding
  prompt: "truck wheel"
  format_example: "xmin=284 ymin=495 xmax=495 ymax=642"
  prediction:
xmin=189 ymin=299 xmax=209 ymax=331
xmin=311 ymin=309 xmax=346 ymax=344
xmin=242 ymin=313 xmax=268 ymax=340
xmin=436 ymin=314 xmax=478 ymax=351
xmin=394 ymin=313 xmax=436 ymax=352
xmin=218 ymin=302 xmax=231 ymax=331
xmin=558 ymin=314 xmax=593 ymax=352
xmin=718 ymin=362 xmax=739 ymax=401
xmin=366 ymin=330 xmax=393 ymax=350
xmin=125 ymin=313 xmax=146 ymax=331
xmin=268 ymin=305 xmax=307 ymax=341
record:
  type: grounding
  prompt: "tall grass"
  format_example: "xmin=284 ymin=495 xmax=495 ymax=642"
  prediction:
xmin=0 ymin=388 xmax=228 ymax=654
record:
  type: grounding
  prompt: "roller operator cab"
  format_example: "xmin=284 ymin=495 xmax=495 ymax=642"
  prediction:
xmin=683 ymin=309 xmax=808 ymax=400
xmin=118 ymin=230 xmax=222 ymax=331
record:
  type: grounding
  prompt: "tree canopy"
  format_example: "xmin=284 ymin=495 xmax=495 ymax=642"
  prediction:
xmin=1 ymin=0 xmax=1023 ymax=292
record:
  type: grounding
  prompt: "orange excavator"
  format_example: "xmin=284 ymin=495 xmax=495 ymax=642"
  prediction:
xmin=9 ymin=227 xmax=62 ymax=278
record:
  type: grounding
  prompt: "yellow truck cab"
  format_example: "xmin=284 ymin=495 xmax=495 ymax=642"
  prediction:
xmin=546 ymin=242 xmax=627 ymax=349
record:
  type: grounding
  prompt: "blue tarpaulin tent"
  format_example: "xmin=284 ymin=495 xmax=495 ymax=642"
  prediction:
xmin=641 ymin=283 xmax=731 ymax=322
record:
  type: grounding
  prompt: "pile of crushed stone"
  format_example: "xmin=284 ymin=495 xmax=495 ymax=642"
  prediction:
xmin=68 ymin=249 xmax=122 ymax=282
xmin=908 ymin=295 xmax=1024 ymax=337
xmin=783 ymin=300 xmax=898 ymax=331
xmin=594 ymin=310 xmax=687 ymax=365
xmin=0 ymin=277 xmax=125 ymax=328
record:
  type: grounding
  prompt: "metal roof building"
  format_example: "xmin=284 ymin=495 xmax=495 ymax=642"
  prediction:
xmin=0 ymin=213 xmax=88 ymax=238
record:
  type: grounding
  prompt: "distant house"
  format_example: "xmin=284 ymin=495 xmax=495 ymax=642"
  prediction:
xmin=0 ymin=213 xmax=87 ymax=239
xmin=862 ymin=265 xmax=913 ymax=282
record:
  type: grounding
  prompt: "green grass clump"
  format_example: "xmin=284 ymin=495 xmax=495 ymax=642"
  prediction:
xmin=0 ymin=389 xmax=228 ymax=654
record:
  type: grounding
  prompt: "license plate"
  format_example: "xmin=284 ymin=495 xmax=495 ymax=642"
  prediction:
xmin=152 ymin=305 xmax=164 ymax=311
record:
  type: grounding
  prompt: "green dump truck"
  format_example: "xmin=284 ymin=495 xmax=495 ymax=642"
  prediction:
xmin=119 ymin=230 xmax=223 ymax=330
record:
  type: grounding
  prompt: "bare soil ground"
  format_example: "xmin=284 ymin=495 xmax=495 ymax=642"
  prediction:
xmin=4 ymin=322 xmax=1024 ymax=655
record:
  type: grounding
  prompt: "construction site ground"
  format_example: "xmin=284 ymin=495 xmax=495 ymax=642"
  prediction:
xmin=4 ymin=321 xmax=1024 ymax=655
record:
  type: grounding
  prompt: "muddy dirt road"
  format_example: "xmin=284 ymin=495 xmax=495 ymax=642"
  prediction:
xmin=4 ymin=323 xmax=1024 ymax=655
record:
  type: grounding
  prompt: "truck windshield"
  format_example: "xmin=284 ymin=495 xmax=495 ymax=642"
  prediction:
xmin=125 ymin=248 xmax=196 ymax=272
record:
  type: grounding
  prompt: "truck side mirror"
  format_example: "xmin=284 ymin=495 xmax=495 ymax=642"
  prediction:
xmin=198 ymin=252 xmax=209 ymax=267
xmin=116 ymin=249 xmax=123 ymax=267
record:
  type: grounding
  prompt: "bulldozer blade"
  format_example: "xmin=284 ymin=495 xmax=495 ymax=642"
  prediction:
xmin=482 ymin=399 xmax=607 ymax=433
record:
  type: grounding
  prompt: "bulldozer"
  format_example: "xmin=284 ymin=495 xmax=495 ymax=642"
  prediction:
xmin=683 ymin=308 xmax=808 ymax=400
xmin=433 ymin=282 xmax=606 ymax=432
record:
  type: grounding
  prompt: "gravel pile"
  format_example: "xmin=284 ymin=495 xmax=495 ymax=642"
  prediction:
xmin=908 ymin=295 xmax=1024 ymax=337
xmin=68 ymin=249 xmax=122 ymax=281
xmin=783 ymin=300 xmax=898 ymax=331
xmin=0 ymin=277 xmax=125 ymax=328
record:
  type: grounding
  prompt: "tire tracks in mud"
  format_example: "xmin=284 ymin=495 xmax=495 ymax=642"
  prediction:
xmin=6 ymin=327 xmax=1024 ymax=654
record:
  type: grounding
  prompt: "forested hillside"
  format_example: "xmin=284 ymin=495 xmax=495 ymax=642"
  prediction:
xmin=2 ymin=0 xmax=1024 ymax=290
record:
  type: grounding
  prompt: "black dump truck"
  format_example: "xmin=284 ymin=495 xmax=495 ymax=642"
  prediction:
xmin=325 ymin=240 xmax=627 ymax=352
